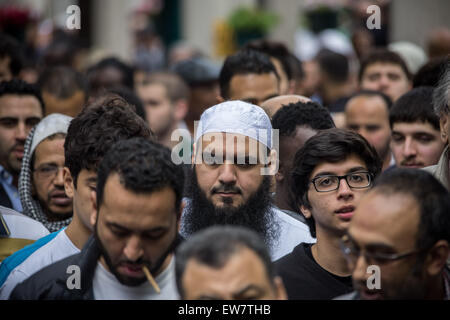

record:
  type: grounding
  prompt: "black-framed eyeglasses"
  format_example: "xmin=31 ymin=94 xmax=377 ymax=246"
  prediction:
xmin=310 ymin=172 xmax=372 ymax=192
xmin=340 ymin=235 xmax=424 ymax=266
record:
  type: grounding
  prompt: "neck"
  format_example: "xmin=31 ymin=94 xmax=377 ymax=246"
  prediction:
xmin=311 ymin=228 xmax=351 ymax=277
xmin=157 ymin=123 xmax=179 ymax=150
xmin=65 ymin=212 xmax=92 ymax=250
xmin=274 ymin=183 xmax=295 ymax=212
xmin=382 ymin=150 xmax=393 ymax=171
xmin=425 ymin=273 xmax=446 ymax=300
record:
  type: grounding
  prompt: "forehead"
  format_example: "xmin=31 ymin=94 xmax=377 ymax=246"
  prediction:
xmin=392 ymin=121 xmax=439 ymax=134
xmin=199 ymin=132 xmax=267 ymax=155
xmin=100 ymin=173 xmax=176 ymax=227
xmin=0 ymin=94 xmax=42 ymax=116
xmin=310 ymin=154 xmax=368 ymax=178
xmin=229 ymin=73 xmax=278 ymax=97
xmin=363 ymin=62 xmax=406 ymax=76
xmin=139 ymin=82 xmax=168 ymax=97
xmin=346 ymin=95 xmax=388 ymax=120
xmin=34 ymin=137 xmax=65 ymax=162
xmin=182 ymin=247 xmax=271 ymax=295
xmin=349 ymin=191 xmax=420 ymax=248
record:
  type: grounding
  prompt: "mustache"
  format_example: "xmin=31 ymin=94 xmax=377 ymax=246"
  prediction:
xmin=211 ymin=184 xmax=242 ymax=194
xmin=9 ymin=142 xmax=24 ymax=152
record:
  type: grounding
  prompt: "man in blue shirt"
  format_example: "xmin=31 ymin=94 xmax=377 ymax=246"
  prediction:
xmin=0 ymin=80 xmax=44 ymax=212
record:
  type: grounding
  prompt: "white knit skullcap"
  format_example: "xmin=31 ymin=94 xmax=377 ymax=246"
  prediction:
xmin=195 ymin=100 xmax=273 ymax=149
xmin=30 ymin=113 xmax=73 ymax=155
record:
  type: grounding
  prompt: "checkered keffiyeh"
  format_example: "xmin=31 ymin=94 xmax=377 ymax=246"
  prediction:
xmin=18 ymin=126 xmax=72 ymax=232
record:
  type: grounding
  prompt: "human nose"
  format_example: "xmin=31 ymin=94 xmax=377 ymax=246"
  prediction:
xmin=218 ymin=163 xmax=237 ymax=185
xmin=352 ymin=253 xmax=370 ymax=283
xmin=16 ymin=121 xmax=27 ymax=141
xmin=337 ymin=176 xmax=353 ymax=199
xmin=53 ymin=167 xmax=65 ymax=186
xmin=123 ymin=235 xmax=144 ymax=262
xmin=402 ymin=137 xmax=416 ymax=157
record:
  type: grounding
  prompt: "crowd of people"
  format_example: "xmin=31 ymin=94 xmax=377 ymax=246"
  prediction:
xmin=0 ymin=19 xmax=449 ymax=301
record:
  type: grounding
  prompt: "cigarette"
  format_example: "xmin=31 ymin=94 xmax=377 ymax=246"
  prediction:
xmin=142 ymin=265 xmax=161 ymax=294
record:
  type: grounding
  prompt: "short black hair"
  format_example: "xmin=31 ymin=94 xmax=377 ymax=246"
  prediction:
xmin=359 ymin=49 xmax=412 ymax=82
xmin=64 ymin=95 xmax=154 ymax=187
xmin=0 ymin=79 xmax=45 ymax=114
xmin=37 ymin=66 xmax=87 ymax=99
xmin=271 ymin=101 xmax=335 ymax=137
xmin=413 ymin=57 xmax=449 ymax=88
xmin=175 ymin=225 xmax=275 ymax=298
xmin=219 ymin=49 xmax=279 ymax=99
xmin=346 ymin=89 xmax=393 ymax=111
xmin=87 ymin=57 xmax=134 ymax=93
xmin=96 ymin=137 xmax=184 ymax=212
xmin=0 ymin=33 xmax=23 ymax=77
xmin=372 ymin=168 xmax=450 ymax=251
xmin=316 ymin=49 xmax=349 ymax=83
xmin=291 ymin=128 xmax=382 ymax=238
xmin=389 ymin=86 xmax=439 ymax=130
xmin=108 ymin=86 xmax=147 ymax=121
xmin=244 ymin=40 xmax=293 ymax=80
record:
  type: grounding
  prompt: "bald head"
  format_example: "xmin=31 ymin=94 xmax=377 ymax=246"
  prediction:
xmin=261 ymin=95 xmax=311 ymax=118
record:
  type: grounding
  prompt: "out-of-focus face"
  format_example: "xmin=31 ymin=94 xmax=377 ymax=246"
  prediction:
xmin=137 ymin=83 xmax=175 ymax=137
xmin=189 ymin=82 xmax=220 ymax=122
xmin=345 ymin=95 xmax=391 ymax=162
xmin=301 ymin=154 xmax=371 ymax=236
xmin=0 ymin=94 xmax=42 ymax=175
xmin=270 ymin=57 xmax=289 ymax=95
xmin=0 ymin=57 xmax=13 ymax=82
xmin=194 ymin=133 xmax=269 ymax=209
xmin=42 ymin=90 xmax=85 ymax=118
xmin=32 ymin=137 xmax=72 ymax=219
xmin=93 ymin=174 xmax=179 ymax=286
xmin=391 ymin=121 xmax=445 ymax=168
xmin=64 ymin=168 xmax=97 ymax=231
xmin=181 ymin=247 xmax=287 ymax=300
xmin=348 ymin=191 xmax=428 ymax=300
xmin=360 ymin=62 xmax=411 ymax=102
xmin=227 ymin=73 xmax=279 ymax=106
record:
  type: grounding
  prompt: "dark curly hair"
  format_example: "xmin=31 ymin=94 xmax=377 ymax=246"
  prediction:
xmin=291 ymin=128 xmax=382 ymax=237
xmin=271 ymin=101 xmax=335 ymax=136
xmin=64 ymin=94 xmax=154 ymax=187
xmin=219 ymin=49 xmax=279 ymax=99
xmin=96 ymin=137 xmax=185 ymax=212
xmin=0 ymin=79 xmax=45 ymax=114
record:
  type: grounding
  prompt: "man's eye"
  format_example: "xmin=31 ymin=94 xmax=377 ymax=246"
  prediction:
xmin=366 ymin=126 xmax=380 ymax=132
xmin=391 ymin=134 xmax=404 ymax=142
xmin=318 ymin=177 xmax=334 ymax=186
xmin=349 ymin=174 xmax=363 ymax=182
xmin=0 ymin=119 xmax=17 ymax=127
xmin=416 ymin=135 xmax=434 ymax=143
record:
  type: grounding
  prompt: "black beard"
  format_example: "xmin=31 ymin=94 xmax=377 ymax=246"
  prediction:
xmin=183 ymin=167 xmax=279 ymax=249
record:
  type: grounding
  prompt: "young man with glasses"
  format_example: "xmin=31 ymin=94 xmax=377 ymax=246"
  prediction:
xmin=336 ymin=168 xmax=450 ymax=300
xmin=275 ymin=128 xmax=382 ymax=299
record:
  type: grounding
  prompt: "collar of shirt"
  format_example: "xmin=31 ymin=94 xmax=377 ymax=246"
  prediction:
xmin=0 ymin=165 xmax=13 ymax=185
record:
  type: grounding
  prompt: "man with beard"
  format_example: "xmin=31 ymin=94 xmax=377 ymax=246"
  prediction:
xmin=336 ymin=169 xmax=450 ymax=300
xmin=345 ymin=90 xmax=394 ymax=171
xmin=182 ymin=100 xmax=313 ymax=260
xmin=0 ymin=95 xmax=153 ymax=299
xmin=0 ymin=80 xmax=43 ymax=211
xmin=18 ymin=113 xmax=73 ymax=232
xmin=10 ymin=138 xmax=183 ymax=299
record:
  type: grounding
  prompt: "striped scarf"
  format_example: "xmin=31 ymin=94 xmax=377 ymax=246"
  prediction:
xmin=18 ymin=126 xmax=72 ymax=232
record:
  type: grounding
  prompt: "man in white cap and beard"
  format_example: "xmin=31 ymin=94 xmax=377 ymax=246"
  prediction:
xmin=181 ymin=100 xmax=314 ymax=260
xmin=19 ymin=113 xmax=73 ymax=232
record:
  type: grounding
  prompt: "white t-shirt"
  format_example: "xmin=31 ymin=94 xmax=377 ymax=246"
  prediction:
xmin=93 ymin=256 xmax=179 ymax=300
xmin=1 ymin=206 xmax=49 ymax=240
xmin=270 ymin=206 xmax=316 ymax=261
xmin=0 ymin=229 xmax=79 ymax=299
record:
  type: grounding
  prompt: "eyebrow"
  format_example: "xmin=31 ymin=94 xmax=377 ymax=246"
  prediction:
xmin=347 ymin=233 xmax=395 ymax=252
xmin=313 ymin=166 xmax=368 ymax=177
xmin=108 ymin=222 xmax=166 ymax=234
xmin=85 ymin=177 xmax=97 ymax=184
xmin=232 ymin=284 xmax=264 ymax=298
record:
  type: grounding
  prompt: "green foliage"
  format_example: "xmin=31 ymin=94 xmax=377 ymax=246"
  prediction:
xmin=228 ymin=6 xmax=279 ymax=34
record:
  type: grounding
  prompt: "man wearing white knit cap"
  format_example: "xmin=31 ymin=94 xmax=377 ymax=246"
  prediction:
xmin=181 ymin=101 xmax=315 ymax=260
xmin=19 ymin=113 xmax=73 ymax=232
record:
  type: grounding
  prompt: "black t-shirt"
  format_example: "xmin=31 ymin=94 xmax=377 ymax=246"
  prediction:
xmin=275 ymin=243 xmax=353 ymax=300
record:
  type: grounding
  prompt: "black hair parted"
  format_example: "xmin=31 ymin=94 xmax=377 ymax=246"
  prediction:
xmin=175 ymin=225 xmax=275 ymax=298
xmin=389 ymin=86 xmax=439 ymax=130
xmin=0 ymin=79 xmax=45 ymax=114
xmin=291 ymin=128 xmax=382 ymax=238
xmin=372 ymin=168 xmax=450 ymax=251
xmin=64 ymin=94 xmax=154 ymax=187
xmin=96 ymin=137 xmax=185 ymax=212
xmin=271 ymin=101 xmax=335 ymax=137
xmin=219 ymin=48 xmax=279 ymax=99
